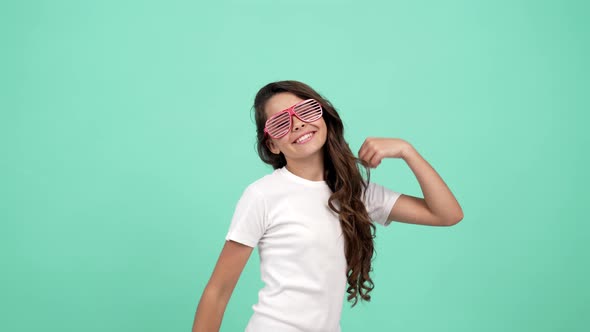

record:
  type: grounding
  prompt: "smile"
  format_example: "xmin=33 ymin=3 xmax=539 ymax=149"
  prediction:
xmin=293 ymin=131 xmax=316 ymax=144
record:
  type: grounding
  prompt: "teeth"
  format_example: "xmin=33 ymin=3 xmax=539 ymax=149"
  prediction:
xmin=295 ymin=132 xmax=313 ymax=143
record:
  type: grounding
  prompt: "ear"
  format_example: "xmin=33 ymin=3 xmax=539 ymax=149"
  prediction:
xmin=266 ymin=139 xmax=281 ymax=155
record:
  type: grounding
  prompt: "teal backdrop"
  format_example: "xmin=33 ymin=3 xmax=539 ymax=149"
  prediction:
xmin=4 ymin=0 xmax=588 ymax=331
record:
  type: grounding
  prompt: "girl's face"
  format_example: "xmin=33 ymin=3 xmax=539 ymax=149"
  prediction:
xmin=264 ymin=92 xmax=328 ymax=164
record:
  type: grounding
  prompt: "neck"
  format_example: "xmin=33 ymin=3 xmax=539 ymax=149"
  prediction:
xmin=285 ymin=153 xmax=325 ymax=182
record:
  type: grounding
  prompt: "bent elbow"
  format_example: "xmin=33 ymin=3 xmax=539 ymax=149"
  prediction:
xmin=442 ymin=212 xmax=463 ymax=226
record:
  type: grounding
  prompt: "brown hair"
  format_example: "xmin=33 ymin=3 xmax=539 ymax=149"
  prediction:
xmin=253 ymin=80 xmax=377 ymax=307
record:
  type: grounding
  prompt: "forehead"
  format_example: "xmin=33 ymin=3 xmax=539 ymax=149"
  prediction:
xmin=265 ymin=92 xmax=304 ymax=118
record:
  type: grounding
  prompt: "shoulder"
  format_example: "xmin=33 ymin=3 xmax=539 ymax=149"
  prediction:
xmin=362 ymin=179 xmax=399 ymax=192
xmin=360 ymin=179 xmax=402 ymax=209
xmin=361 ymin=180 xmax=386 ymax=195
xmin=240 ymin=168 xmax=286 ymax=198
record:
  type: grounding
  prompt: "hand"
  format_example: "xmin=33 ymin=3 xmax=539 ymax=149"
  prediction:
xmin=358 ymin=137 xmax=412 ymax=168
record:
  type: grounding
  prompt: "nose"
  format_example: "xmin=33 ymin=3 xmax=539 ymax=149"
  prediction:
xmin=292 ymin=116 xmax=305 ymax=131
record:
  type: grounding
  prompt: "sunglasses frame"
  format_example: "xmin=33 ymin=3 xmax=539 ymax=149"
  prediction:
xmin=263 ymin=99 xmax=323 ymax=139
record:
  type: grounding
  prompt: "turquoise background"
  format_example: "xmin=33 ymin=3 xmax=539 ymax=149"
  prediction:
xmin=4 ymin=0 xmax=588 ymax=331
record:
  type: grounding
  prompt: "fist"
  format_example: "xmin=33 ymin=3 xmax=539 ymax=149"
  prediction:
xmin=358 ymin=137 xmax=411 ymax=168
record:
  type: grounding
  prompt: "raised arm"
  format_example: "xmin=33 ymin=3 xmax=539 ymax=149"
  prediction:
xmin=192 ymin=240 xmax=254 ymax=332
xmin=358 ymin=137 xmax=463 ymax=226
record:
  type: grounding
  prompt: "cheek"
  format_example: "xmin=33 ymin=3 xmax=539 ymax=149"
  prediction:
xmin=318 ymin=120 xmax=328 ymax=135
xmin=311 ymin=118 xmax=327 ymax=130
xmin=274 ymin=137 xmax=291 ymax=147
xmin=269 ymin=138 xmax=284 ymax=147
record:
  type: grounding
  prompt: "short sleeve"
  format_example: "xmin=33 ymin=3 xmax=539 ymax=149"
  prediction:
xmin=225 ymin=185 xmax=268 ymax=248
xmin=363 ymin=182 xmax=402 ymax=227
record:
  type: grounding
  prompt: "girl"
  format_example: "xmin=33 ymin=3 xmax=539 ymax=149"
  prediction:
xmin=193 ymin=80 xmax=463 ymax=332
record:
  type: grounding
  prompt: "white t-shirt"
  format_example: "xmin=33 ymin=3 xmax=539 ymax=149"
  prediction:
xmin=225 ymin=166 xmax=402 ymax=332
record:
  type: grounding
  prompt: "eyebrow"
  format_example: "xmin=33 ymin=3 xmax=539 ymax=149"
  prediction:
xmin=279 ymin=100 xmax=303 ymax=112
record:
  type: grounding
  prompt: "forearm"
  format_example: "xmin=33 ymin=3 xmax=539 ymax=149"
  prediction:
xmin=192 ymin=287 xmax=230 ymax=332
xmin=403 ymin=144 xmax=463 ymax=223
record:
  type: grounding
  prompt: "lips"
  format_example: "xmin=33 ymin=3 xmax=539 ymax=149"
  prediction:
xmin=292 ymin=131 xmax=316 ymax=144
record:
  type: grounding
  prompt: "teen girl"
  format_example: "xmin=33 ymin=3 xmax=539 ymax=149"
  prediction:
xmin=193 ymin=80 xmax=463 ymax=332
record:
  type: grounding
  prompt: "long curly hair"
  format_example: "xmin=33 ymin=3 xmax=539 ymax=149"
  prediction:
xmin=253 ymin=80 xmax=377 ymax=307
